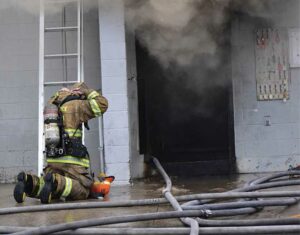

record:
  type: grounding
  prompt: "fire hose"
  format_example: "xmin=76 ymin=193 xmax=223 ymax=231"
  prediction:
xmin=1 ymin=157 xmax=300 ymax=235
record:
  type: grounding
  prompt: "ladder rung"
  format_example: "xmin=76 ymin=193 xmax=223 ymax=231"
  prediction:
xmin=45 ymin=26 xmax=78 ymax=32
xmin=45 ymin=53 xmax=78 ymax=58
xmin=44 ymin=81 xmax=79 ymax=86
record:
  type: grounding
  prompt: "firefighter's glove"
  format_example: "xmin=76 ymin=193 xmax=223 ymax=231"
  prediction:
xmin=71 ymin=82 xmax=90 ymax=96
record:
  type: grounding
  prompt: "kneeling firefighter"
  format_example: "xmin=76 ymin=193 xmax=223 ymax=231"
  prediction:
xmin=14 ymin=82 xmax=110 ymax=204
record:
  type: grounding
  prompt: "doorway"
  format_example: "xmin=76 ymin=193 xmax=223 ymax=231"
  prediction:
xmin=135 ymin=34 xmax=235 ymax=176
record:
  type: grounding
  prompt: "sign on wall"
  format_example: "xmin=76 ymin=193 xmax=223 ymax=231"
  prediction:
xmin=255 ymin=28 xmax=289 ymax=101
xmin=289 ymin=28 xmax=300 ymax=67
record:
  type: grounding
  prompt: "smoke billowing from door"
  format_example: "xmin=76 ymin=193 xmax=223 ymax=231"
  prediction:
xmin=126 ymin=0 xmax=268 ymax=68
xmin=128 ymin=0 xmax=271 ymax=120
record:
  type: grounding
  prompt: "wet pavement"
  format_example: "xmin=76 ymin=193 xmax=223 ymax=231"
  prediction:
xmin=0 ymin=173 xmax=300 ymax=231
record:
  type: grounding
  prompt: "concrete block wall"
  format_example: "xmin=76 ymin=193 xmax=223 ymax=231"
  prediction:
xmin=99 ymin=0 xmax=144 ymax=183
xmin=99 ymin=0 xmax=131 ymax=184
xmin=125 ymin=23 xmax=145 ymax=179
xmin=0 ymin=0 xmax=102 ymax=183
xmin=0 ymin=0 xmax=39 ymax=183
xmin=232 ymin=0 xmax=300 ymax=173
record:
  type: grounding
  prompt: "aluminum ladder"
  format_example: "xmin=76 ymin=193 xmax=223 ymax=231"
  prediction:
xmin=38 ymin=0 xmax=84 ymax=175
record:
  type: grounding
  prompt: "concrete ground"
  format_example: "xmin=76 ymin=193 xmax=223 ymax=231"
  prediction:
xmin=0 ymin=173 xmax=300 ymax=233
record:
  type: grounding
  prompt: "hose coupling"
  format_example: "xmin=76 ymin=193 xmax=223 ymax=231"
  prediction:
xmin=203 ymin=209 xmax=213 ymax=218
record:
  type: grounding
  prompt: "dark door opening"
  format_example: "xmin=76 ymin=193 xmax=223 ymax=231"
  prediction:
xmin=136 ymin=36 xmax=235 ymax=176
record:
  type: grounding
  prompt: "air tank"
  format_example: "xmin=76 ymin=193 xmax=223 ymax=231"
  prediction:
xmin=44 ymin=104 xmax=60 ymax=147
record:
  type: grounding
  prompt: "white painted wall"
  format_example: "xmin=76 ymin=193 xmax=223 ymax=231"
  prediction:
xmin=99 ymin=0 xmax=131 ymax=184
xmin=98 ymin=0 xmax=144 ymax=183
xmin=0 ymin=0 xmax=102 ymax=183
xmin=232 ymin=0 xmax=300 ymax=172
xmin=125 ymin=23 xmax=145 ymax=179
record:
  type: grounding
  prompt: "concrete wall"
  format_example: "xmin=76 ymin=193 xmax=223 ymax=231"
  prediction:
xmin=0 ymin=0 xmax=101 ymax=183
xmin=232 ymin=0 xmax=300 ymax=172
xmin=0 ymin=0 xmax=39 ymax=183
xmin=125 ymin=22 xmax=144 ymax=179
xmin=99 ymin=0 xmax=144 ymax=183
xmin=99 ymin=0 xmax=130 ymax=184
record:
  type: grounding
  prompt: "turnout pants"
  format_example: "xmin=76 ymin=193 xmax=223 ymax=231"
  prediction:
xmin=28 ymin=163 xmax=93 ymax=201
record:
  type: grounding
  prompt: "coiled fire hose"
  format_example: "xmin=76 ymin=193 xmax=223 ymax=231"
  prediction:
xmin=1 ymin=157 xmax=300 ymax=234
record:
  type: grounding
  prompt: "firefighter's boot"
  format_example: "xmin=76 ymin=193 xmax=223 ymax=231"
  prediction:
xmin=40 ymin=173 xmax=57 ymax=204
xmin=13 ymin=172 xmax=33 ymax=203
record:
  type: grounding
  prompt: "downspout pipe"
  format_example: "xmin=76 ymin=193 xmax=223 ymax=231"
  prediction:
xmin=98 ymin=0 xmax=105 ymax=175
xmin=98 ymin=115 xmax=105 ymax=174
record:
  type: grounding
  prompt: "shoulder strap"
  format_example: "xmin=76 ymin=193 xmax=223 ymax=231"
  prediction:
xmin=58 ymin=95 xmax=85 ymax=108
xmin=56 ymin=95 xmax=90 ymax=130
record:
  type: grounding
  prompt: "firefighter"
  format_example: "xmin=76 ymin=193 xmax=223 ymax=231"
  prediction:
xmin=13 ymin=82 xmax=108 ymax=204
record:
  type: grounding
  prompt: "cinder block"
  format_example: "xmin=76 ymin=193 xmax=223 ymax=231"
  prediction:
xmin=0 ymin=102 xmax=38 ymax=120
xmin=244 ymin=104 xmax=298 ymax=125
xmin=16 ymin=3 xmax=38 ymax=24
xmin=105 ymin=162 xmax=130 ymax=182
xmin=85 ymin=53 xmax=101 ymax=69
xmin=0 ymin=55 xmax=20 ymax=71
xmin=101 ymin=42 xmax=126 ymax=60
xmin=84 ymin=68 xmax=101 ymax=87
xmin=0 ymin=70 xmax=36 ymax=87
xmin=0 ymin=24 xmax=19 ymax=40
xmin=0 ymin=133 xmax=37 ymax=151
xmin=17 ymin=55 xmax=38 ymax=71
xmin=233 ymin=109 xmax=243 ymax=127
xmin=101 ymin=59 xmax=127 ymax=77
xmin=83 ymin=20 xmax=99 ymax=37
xmin=0 ymin=38 xmax=19 ymax=56
xmin=243 ymin=123 xmax=299 ymax=142
xmin=100 ymin=25 xmax=125 ymax=43
xmin=103 ymin=128 xmax=129 ymax=146
xmin=18 ymin=23 xmax=38 ymax=39
xmin=234 ymin=126 xmax=245 ymax=143
xmin=16 ymin=39 xmax=39 ymax=56
xmin=23 ymin=150 xmax=38 ymax=167
xmin=0 ymin=150 xmax=23 ymax=167
xmin=0 ymin=165 xmax=37 ymax=183
xmin=105 ymin=146 xmax=130 ymax=163
xmin=102 ymin=76 xmax=127 ymax=95
xmin=0 ymin=86 xmax=38 ymax=104
xmin=234 ymin=141 xmax=245 ymax=158
xmin=130 ymin=156 xmax=145 ymax=179
xmin=99 ymin=0 xmax=124 ymax=26
xmin=244 ymin=138 xmax=299 ymax=158
xmin=0 ymin=6 xmax=18 ymax=25
xmin=104 ymin=94 xmax=128 ymax=111
xmin=83 ymin=4 xmax=99 ymax=22
xmin=0 ymin=119 xmax=38 ymax=136
xmin=237 ymin=155 xmax=300 ymax=173
xmin=104 ymin=111 xmax=128 ymax=129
